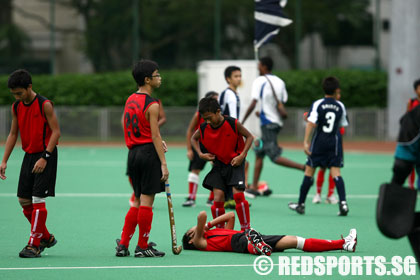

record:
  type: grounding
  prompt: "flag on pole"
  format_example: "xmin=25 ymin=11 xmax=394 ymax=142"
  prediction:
xmin=254 ymin=0 xmax=293 ymax=50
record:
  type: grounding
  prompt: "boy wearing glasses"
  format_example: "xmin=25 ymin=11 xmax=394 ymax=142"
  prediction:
xmin=1 ymin=69 xmax=61 ymax=258
xmin=115 ymin=59 xmax=169 ymax=258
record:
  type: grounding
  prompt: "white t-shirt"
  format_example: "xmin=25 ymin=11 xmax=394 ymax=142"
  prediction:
xmin=219 ymin=88 xmax=240 ymax=119
xmin=251 ymin=74 xmax=288 ymax=126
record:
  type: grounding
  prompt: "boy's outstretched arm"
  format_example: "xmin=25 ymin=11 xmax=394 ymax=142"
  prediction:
xmin=231 ymin=121 xmax=254 ymax=167
xmin=0 ymin=105 xmax=19 ymax=180
xmin=207 ymin=212 xmax=235 ymax=230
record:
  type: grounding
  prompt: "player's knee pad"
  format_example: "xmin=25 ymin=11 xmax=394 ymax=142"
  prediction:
xmin=188 ymin=172 xmax=199 ymax=184
xmin=32 ymin=196 xmax=46 ymax=204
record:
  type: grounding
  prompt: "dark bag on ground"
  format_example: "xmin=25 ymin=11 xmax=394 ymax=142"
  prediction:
xmin=376 ymin=183 xmax=417 ymax=239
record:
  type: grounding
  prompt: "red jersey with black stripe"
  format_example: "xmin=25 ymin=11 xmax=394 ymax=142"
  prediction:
xmin=200 ymin=228 xmax=240 ymax=252
xmin=199 ymin=116 xmax=245 ymax=165
xmin=408 ymin=98 xmax=420 ymax=111
xmin=13 ymin=95 xmax=53 ymax=154
xmin=124 ymin=93 xmax=160 ymax=149
xmin=195 ymin=111 xmax=205 ymax=131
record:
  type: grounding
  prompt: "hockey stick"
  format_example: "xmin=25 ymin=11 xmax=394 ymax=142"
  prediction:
xmin=165 ymin=180 xmax=182 ymax=255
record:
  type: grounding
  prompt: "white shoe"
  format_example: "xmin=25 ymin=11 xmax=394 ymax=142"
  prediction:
xmin=326 ymin=194 xmax=338 ymax=204
xmin=342 ymin=229 xmax=357 ymax=252
xmin=312 ymin=194 xmax=321 ymax=204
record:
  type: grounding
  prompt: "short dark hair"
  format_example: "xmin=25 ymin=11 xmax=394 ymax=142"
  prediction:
xmin=182 ymin=232 xmax=197 ymax=250
xmin=322 ymin=76 xmax=340 ymax=95
xmin=413 ymin=79 xmax=420 ymax=90
xmin=204 ymin=91 xmax=219 ymax=99
xmin=198 ymin=97 xmax=220 ymax=115
xmin=132 ymin=59 xmax=159 ymax=86
xmin=8 ymin=69 xmax=32 ymax=89
xmin=259 ymin=57 xmax=273 ymax=72
xmin=224 ymin=66 xmax=241 ymax=80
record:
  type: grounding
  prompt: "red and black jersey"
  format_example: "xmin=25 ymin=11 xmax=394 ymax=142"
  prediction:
xmin=124 ymin=93 xmax=160 ymax=149
xmin=200 ymin=228 xmax=240 ymax=252
xmin=195 ymin=111 xmax=205 ymax=131
xmin=408 ymin=98 xmax=420 ymax=111
xmin=199 ymin=116 xmax=245 ymax=165
xmin=13 ymin=95 xmax=53 ymax=154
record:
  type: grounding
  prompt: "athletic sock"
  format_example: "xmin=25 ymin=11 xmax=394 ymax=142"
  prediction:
xmin=120 ymin=206 xmax=139 ymax=247
xmin=327 ymin=174 xmax=335 ymax=197
xmin=187 ymin=172 xmax=199 ymax=200
xmin=208 ymin=191 xmax=214 ymax=201
xmin=211 ymin=201 xmax=225 ymax=228
xmin=29 ymin=203 xmax=48 ymax=247
xmin=22 ymin=204 xmax=51 ymax=240
xmin=301 ymin=238 xmax=345 ymax=252
xmin=137 ymin=206 xmax=153 ymax=249
xmin=298 ymin=176 xmax=314 ymax=204
xmin=333 ymin=176 xmax=346 ymax=202
xmin=316 ymin=169 xmax=325 ymax=194
xmin=233 ymin=192 xmax=250 ymax=231
xmin=409 ymin=169 xmax=416 ymax=189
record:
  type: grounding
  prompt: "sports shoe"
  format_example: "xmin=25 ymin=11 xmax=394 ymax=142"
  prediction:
xmin=115 ymin=239 xmax=130 ymax=257
xmin=39 ymin=234 xmax=57 ymax=252
xmin=338 ymin=201 xmax=349 ymax=216
xmin=19 ymin=245 xmax=41 ymax=258
xmin=182 ymin=198 xmax=196 ymax=207
xmin=326 ymin=194 xmax=338 ymax=204
xmin=224 ymin=199 xmax=236 ymax=209
xmin=312 ymin=194 xmax=321 ymax=204
xmin=288 ymin=202 xmax=305 ymax=214
xmin=342 ymin=229 xmax=357 ymax=252
xmin=244 ymin=188 xmax=260 ymax=199
xmin=134 ymin=244 xmax=165 ymax=258
xmin=206 ymin=199 xmax=213 ymax=207
xmin=245 ymin=228 xmax=272 ymax=256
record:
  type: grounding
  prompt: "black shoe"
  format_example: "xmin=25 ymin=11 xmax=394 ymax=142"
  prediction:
xmin=135 ymin=243 xmax=165 ymax=258
xmin=338 ymin=201 xmax=349 ymax=216
xmin=115 ymin=239 xmax=130 ymax=257
xmin=182 ymin=198 xmax=196 ymax=207
xmin=245 ymin=189 xmax=260 ymax=199
xmin=288 ymin=202 xmax=305 ymax=214
xmin=39 ymin=234 xmax=57 ymax=252
xmin=19 ymin=245 xmax=41 ymax=258
xmin=261 ymin=188 xmax=273 ymax=196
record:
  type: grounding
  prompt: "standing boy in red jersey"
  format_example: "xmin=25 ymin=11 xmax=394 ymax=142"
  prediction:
xmin=184 ymin=91 xmax=219 ymax=207
xmin=115 ymin=59 xmax=169 ymax=258
xmin=405 ymin=78 xmax=420 ymax=189
xmin=191 ymin=97 xmax=253 ymax=231
xmin=0 ymin=69 xmax=60 ymax=258
xmin=182 ymin=211 xmax=357 ymax=254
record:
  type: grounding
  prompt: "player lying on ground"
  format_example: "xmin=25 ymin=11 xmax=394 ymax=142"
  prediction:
xmin=182 ymin=211 xmax=357 ymax=255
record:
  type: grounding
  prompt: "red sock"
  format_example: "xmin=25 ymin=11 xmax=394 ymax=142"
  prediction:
xmin=327 ymin=174 xmax=335 ymax=197
xmin=137 ymin=206 xmax=153 ymax=249
xmin=211 ymin=201 xmax=225 ymax=228
xmin=234 ymin=192 xmax=250 ymax=231
xmin=22 ymin=204 xmax=50 ymax=240
xmin=247 ymin=243 xmax=258 ymax=255
xmin=208 ymin=191 xmax=214 ymax=201
xmin=302 ymin=238 xmax=344 ymax=252
xmin=409 ymin=169 xmax=416 ymax=189
xmin=316 ymin=170 xmax=325 ymax=194
xmin=188 ymin=182 xmax=198 ymax=200
xmin=120 ymin=207 xmax=139 ymax=247
xmin=28 ymin=203 xmax=48 ymax=247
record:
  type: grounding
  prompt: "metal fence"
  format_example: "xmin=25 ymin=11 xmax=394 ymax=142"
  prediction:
xmin=0 ymin=106 xmax=387 ymax=142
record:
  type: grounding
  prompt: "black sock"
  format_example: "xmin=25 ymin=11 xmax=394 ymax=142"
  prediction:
xmin=334 ymin=176 xmax=346 ymax=202
xmin=298 ymin=176 xmax=314 ymax=204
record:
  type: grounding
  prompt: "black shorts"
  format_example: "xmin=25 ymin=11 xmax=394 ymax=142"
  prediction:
xmin=188 ymin=149 xmax=207 ymax=171
xmin=231 ymin=232 xmax=285 ymax=253
xmin=127 ymin=144 xmax=165 ymax=196
xmin=255 ymin=124 xmax=283 ymax=161
xmin=17 ymin=148 xmax=58 ymax=199
xmin=202 ymin=160 xmax=245 ymax=193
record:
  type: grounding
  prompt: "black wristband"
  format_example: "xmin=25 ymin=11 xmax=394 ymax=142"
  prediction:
xmin=41 ymin=151 xmax=52 ymax=161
